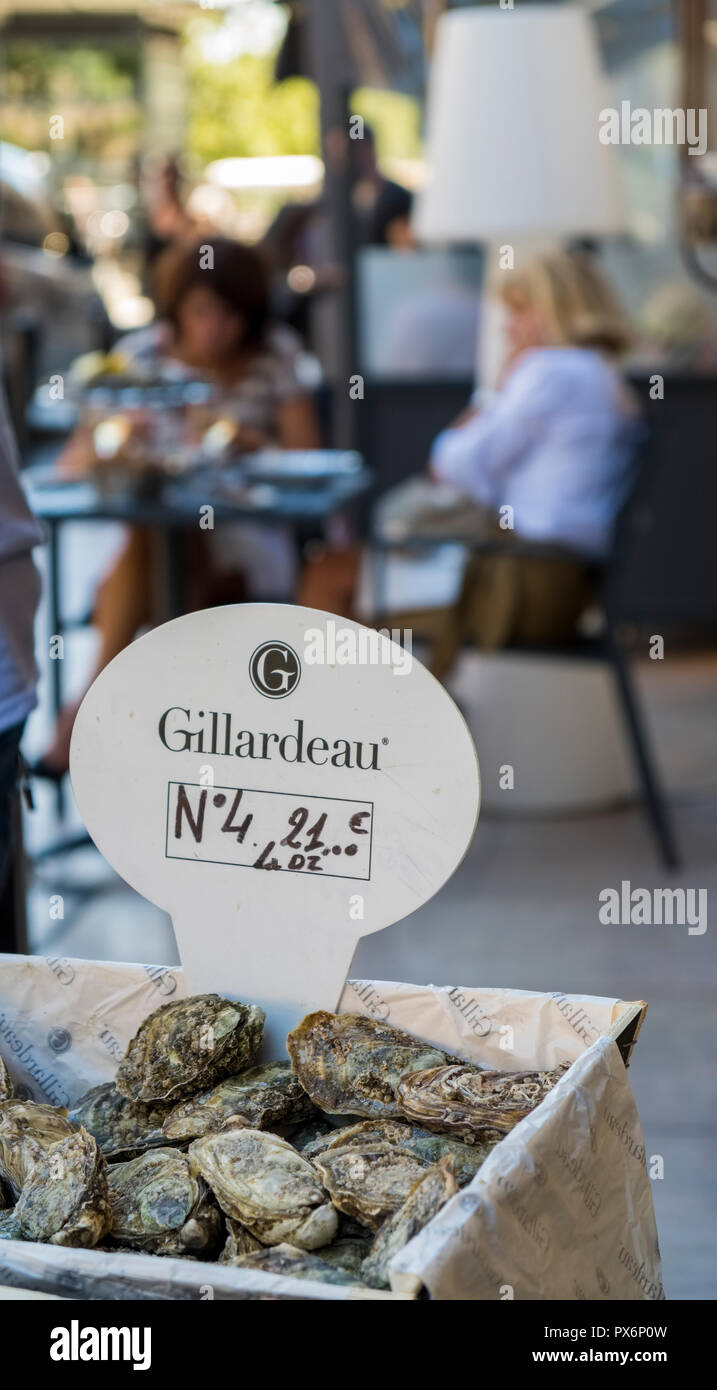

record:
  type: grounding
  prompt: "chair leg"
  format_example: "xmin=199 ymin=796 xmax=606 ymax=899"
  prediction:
xmin=0 ymin=789 xmax=28 ymax=953
xmin=606 ymin=635 xmax=680 ymax=869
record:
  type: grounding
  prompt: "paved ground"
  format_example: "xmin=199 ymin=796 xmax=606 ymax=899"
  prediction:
xmin=18 ymin=528 xmax=717 ymax=1299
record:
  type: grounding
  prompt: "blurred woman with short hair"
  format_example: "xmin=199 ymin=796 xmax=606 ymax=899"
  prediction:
xmin=39 ymin=237 xmax=319 ymax=776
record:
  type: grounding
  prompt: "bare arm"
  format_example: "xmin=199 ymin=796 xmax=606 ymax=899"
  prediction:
xmin=55 ymin=426 xmax=95 ymax=477
xmin=233 ymin=395 xmax=321 ymax=454
xmin=275 ymin=393 xmax=321 ymax=449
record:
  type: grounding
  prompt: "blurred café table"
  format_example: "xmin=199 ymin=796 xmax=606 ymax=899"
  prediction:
xmin=22 ymin=449 xmax=370 ymax=737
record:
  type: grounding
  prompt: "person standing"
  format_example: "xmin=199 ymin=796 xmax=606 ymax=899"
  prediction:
xmin=0 ymin=383 xmax=43 ymax=897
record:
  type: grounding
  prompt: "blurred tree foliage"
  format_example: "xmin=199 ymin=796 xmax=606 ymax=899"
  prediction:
xmin=0 ymin=42 xmax=140 ymax=160
xmin=1 ymin=24 xmax=421 ymax=168
xmin=3 ymin=42 xmax=137 ymax=104
xmin=185 ymin=15 xmax=421 ymax=166
xmin=350 ymin=87 xmax=422 ymax=161
xmin=186 ymin=50 xmax=319 ymax=164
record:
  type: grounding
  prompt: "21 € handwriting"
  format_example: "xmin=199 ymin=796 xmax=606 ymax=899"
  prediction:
xmin=166 ymin=782 xmax=373 ymax=880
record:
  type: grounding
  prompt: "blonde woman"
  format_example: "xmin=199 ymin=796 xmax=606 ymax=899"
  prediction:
xmin=300 ymin=249 xmax=641 ymax=674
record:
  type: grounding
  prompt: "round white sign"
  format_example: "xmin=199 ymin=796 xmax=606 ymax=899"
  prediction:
xmin=70 ymin=604 xmax=480 ymax=1053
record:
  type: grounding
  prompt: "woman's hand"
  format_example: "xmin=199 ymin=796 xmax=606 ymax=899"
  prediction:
xmin=55 ymin=427 xmax=95 ymax=478
xmin=496 ymin=345 xmax=527 ymax=389
xmin=234 ymin=424 xmax=271 ymax=453
xmin=56 ymin=410 xmax=151 ymax=476
xmin=446 ymin=404 xmax=480 ymax=432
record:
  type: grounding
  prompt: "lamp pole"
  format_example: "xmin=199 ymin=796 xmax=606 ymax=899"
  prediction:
xmin=302 ymin=0 xmax=358 ymax=448
xmin=677 ymin=0 xmax=717 ymax=291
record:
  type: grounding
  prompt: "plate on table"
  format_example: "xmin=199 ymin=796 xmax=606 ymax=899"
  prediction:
xmin=241 ymin=450 xmax=364 ymax=487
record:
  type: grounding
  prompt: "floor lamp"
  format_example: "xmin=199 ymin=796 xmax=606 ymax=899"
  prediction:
xmin=413 ymin=5 xmax=640 ymax=814
xmin=414 ymin=4 xmax=626 ymax=390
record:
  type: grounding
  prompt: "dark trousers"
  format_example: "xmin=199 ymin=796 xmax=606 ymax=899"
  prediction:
xmin=0 ymin=719 xmax=25 ymax=897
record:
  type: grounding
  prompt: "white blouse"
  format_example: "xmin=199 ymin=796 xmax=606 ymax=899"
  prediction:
xmin=430 ymin=347 xmax=640 ymax=559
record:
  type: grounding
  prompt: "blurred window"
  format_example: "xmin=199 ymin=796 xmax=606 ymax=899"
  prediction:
xmin=357 ymin=246 xmax=481 ymax=380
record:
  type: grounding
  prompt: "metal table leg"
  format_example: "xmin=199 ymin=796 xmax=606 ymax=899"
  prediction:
xmin=47 ymin=517 xmax=65 ymax=816
xmin=371 ymin=542 xmax=388 ymax=621
xmin=150 ymin=525 xmax=187 ymax=622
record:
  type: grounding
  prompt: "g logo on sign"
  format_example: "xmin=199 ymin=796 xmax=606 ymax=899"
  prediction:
xmin=249 ymin=641 xmax=301 ymax=699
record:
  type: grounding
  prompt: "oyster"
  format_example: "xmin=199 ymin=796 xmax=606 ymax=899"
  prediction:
xmin=335 ymin=1212 xmax=371 ymax=1239
xmin=287 ymin=1012 xmax=456 ymax=1120
xmin=300 ymin=1129 xmax=345 ymax=1160
xmin=310 ymin=1118 xmax=494 ymax=1186
xmin=313 ymin=1142 xmax=429 ymax=1231
xmin=0 ymin=1099 xmax=77 ymax=1199
xmin=107 ymin=1148 xmax=222 ymax=1258
xmin=397 ymin=1062 xmax=570 ymax=1141
xmin=317 ymin=1235 xmax=372 ymax=1278
xmin=218 ymin=1217 xmax=263 ymax=1264
xmin=163 ymin=1061 xmax=316 ymax=1143
xmin=69 ymin=1083 xmax=171 ymax=1162
xmin=230 ymin=1242 xmax=359 ymax=1287
xmin=189 ymin=1127 xmax=337 ymax=1250
xmin=0 ymin=1054 xmax=12 ymax=1101
xmin=362 ymin=1155 xmax=458 ymax=1289
xmin=15 ymin=1128 xmax=112 ymax=1248
xmin=0 ymin=1208 xmax=23 ymax=1240
xmin=116 ymin=994 xmax=265 ymax=1106
xmin=289 ymin=1118 xmax=335 ymax=1155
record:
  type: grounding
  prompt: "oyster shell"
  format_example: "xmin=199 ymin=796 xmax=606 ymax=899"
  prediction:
xmin=69 ymin=1083 xmax=171 ymax=1162
xmin=0 ymin=1099 xmax=77 ymax=1199
xmin=0 ymin=1207 xmax=23 ymax=1240
xmin=189 ymin=1127 xmax=337 ymax=1250
xmin=230 ymin=1242 xmax=359 ymax=1286
xmin=309 ymin=1118 xmax=494 ymax=1186
xmin=15 ymin=1127 xmax=112 ymax=1248
xmin=317 ymin=1234 xmax=372 ymax=1278
xmin=287 ymin=1012 xmax=456 ymax=1120
xmin=107 ymin=1148 xmax=222 ymax=1258
xmin=397 ymin=1062 xmax=570 ymax=1140
xmin=361 ymin=1155 xmax=458 ymax=1289
xmin=335 ymin=1212 xmax=371 ymax=1239
xmin=313 ymin=1142 xmax=429 ymax=1231
xmin=163 ymin=1061 xmax=316 ymax=1143
xmin=218 ymin=1216 xmax=263 ymax=1264
xmin=0 ymin=1054 xmax=12 ymax=1101
xmin=289 ymin=1118 xmax=335 ymax=1154
xmin=116 ymin=994 xmax=265 ymax=1105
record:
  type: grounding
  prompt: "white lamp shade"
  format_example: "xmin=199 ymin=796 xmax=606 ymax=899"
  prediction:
xmin=415 ymin=5 xmax=625 ymax=241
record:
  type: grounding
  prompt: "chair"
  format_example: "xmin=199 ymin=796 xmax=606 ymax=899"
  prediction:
xmin=590 ymin=373 xmax=717 ymax=865
xmin=369 ymin=374 xmax=717 ymax=867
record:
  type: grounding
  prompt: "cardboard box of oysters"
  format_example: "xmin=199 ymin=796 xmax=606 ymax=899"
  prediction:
xmin=0 ymin=606 xmax=664 ymax=1301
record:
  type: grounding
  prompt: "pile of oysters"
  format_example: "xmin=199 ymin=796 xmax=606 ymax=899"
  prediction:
xmin=0 ymin=998 xmax=568 ymax=1292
